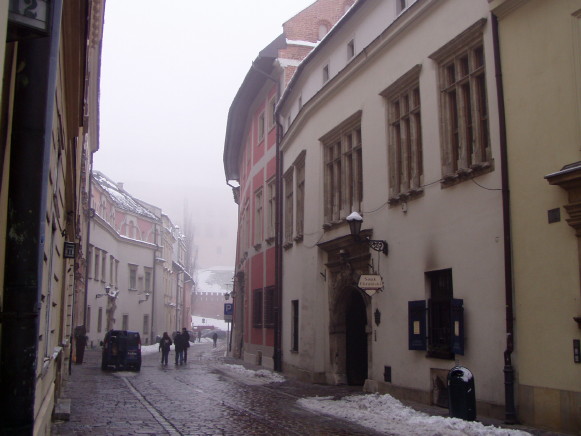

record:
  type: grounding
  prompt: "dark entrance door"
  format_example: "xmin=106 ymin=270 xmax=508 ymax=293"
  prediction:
xmin=345 ymin=288 xmax=367 ymax=385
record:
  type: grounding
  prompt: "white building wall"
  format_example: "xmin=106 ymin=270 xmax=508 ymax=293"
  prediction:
xmin=280 ymin=0 xmax=506 ymax=414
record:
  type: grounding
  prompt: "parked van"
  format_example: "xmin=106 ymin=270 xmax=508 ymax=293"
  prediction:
xmin=101 ymin=330 xmax=141 ymax=371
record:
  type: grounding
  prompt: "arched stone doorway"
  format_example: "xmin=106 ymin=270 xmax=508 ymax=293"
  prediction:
xmin=320 ymin=231 xmax=373 ymax=386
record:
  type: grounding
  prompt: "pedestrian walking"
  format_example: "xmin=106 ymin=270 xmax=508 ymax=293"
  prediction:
xmin=197 ymin=330 xmax=201 ymax=343
xmin=158 ymin=332 xmax=172 ymax=367
xmin=212 ymin=332 xmax=218 ymax=348
xmin=174 ymin=331 xmax=184 ymax=365
xmin=181 ymin=328 xmax=190 ymax=364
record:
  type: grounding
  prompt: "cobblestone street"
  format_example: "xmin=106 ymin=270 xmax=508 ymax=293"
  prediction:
xmin=52 ymin=343 xmax=387 ymax=436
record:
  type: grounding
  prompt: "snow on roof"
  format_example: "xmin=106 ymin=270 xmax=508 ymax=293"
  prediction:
xmin=195 ymin=267 xmax=234 ymax=294
xmin=93 ymin=171 xmax=158 ymax=220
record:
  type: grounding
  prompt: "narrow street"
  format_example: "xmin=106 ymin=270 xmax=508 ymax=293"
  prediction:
xmin=52 ymin=342 xmax=387 ymax=436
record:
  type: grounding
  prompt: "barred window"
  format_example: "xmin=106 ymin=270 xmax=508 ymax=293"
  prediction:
xmin=263 ymin=286 xmax=276 ymax=328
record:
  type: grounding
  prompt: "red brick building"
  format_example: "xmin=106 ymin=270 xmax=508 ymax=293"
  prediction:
xmin=223 ymin=0 xmax=355 ymax=370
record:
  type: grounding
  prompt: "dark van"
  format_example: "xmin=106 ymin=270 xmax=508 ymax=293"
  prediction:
xmin=101 ymin=330 xmax=141 ymax=371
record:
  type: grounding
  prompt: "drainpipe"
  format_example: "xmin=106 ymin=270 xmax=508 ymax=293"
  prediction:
xmin=274 ymin=101 xmax=283 ymax=372
xmin=491 ymin=12 xmax=517 ymax=425
xmin=0 ymin=1 xmax=63 ymax=433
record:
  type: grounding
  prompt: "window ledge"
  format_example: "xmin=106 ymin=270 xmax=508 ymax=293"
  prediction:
xmin=441 ymin=161 xmax=493 ymax=187
xmin=283 ymin=241 xmax=293 ymax=250
xmin=265 ymin=237 xmax=275 ymax=245
xmin=388 ymin=188 xmax=424 ymax=206
xmin=253 ymin=243 xmax=262 ymax=251
xmin=294 ymin=234 xmax=304 ymax=243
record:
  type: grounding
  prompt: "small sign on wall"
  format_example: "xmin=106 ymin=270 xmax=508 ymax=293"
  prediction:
xmin=64 ymin=242 xmax=76 ymax=259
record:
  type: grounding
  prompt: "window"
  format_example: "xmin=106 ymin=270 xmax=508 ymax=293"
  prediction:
xmin=263 ymin=286 xmax=276 ymax=328
xmin=291 ymin=300 xmax=299 ymax=352
xmin=144 ymin=268 xmax=152 ymax=292
xmin=323 ymin=64 xmax=329 ymax=83
xmin=268 ymin=96 xmax=276 ymax=130
xmin=143 ymin=314 xmax=149 ymax=335
xmin=383 ymin=65 xmax=423 ymax=203
xmin=129 ymin=265 xmax=137 ymax=290
xmin=295 ymin=156 xmax=305 ymax=240
xmin=94 ymin=249 xmax=100 ymax=281
xmin=430 ymin=19 xmax=490 ymax=183
xmin=266 ymin=178 xmax=276 ymax=242
xmin=254 ymin=188 xmax=263 ymax=247
xmin=122 ymin=314 xmax=129 ymax=331
xmin=97 ymin=307 xmax=103 ymax=333
xmin=347 ymin=39 xmax=355 ymax=60
xmin=101 ymin=251 xmax=107 ymax=282
xmin=252 ymin=289 xmax=263 ymax=328
xmin=258 ymin=112 xmax=265 ymax=142
xmin=284 ymin=169 xmax=294 ymax=246
xmin=86 ymin=306 xmax=91 ymax=333
xmin=408 ymin=269 xmax=464 ymax=358
xmin=322 ymin=112 xmax=363 ymax=224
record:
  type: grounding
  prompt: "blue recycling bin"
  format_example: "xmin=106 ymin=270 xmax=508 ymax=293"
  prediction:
xmin=447 ymin=365 xmax=476 ymax=421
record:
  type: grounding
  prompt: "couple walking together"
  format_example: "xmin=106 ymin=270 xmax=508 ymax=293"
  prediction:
xmin=159 ymin=328 xmax=190 ymax=366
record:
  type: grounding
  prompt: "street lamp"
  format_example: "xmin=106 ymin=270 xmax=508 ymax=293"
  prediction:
xmin=346 ymin=212 xmax=388 ymax=255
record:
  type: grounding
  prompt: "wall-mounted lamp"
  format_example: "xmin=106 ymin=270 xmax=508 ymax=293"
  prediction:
xmin=139 ymin=292 xmax=151 ymax=304
xmin=374 ymin=308 xmax=381 ymax=326
xmin=346 ymin=212 xmax=388 ymax=255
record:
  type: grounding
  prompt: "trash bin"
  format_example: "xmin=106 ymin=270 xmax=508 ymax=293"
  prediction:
xmin=447 ymin=365 xmax=476 ymax=421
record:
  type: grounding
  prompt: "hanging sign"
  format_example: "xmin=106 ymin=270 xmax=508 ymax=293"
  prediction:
xmin=358 ymin=274 xmax=383 ymax=296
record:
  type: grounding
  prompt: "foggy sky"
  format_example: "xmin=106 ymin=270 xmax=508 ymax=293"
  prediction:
xmin=95 ymin=0 xmax=315 ymax=269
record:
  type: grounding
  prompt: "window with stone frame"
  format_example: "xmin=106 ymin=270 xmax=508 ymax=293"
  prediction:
xmin=430 ymin=19 xmax=491 ymax=184
xmin=295 ymin=155 xmax=305 ymax=241
xmin=322 ymin=111 xmax=363 ymax=225
xmin=284 ymin=168 xmax=294 ymax=247
xmin=265 ymin=177 xmax=276 ymax=243
xmin=101 ymin=250 xmax=107 ymax=282
xmin=129 ymin=264 xmax=137 ymax=290
xmin=254 ymin=187 xmax=263 ymax=248
xmin=122 ymin=314 xmax=129 ymax=331
xmin=144 ymin=268 xmax=152 ymax=292
xmin=94 ymin=248 xmax=100 ymax=281
xmin=258 ymin=112 xmax=265 ymax=143
xmin=268 ymin=96 xmax=276 ymax=131
xmin=383 ymin=65 xmax=423 ymax=204
xmin=252 ymin=289 xmax=263 ymax=328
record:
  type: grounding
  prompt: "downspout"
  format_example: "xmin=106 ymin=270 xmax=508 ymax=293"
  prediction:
xmin=0 ymin=1 xmax=64 ymax=433
xmin=491 ymin=12 xmax=517 ymax=425
xmin=274 ymin=97 xmax=283 ymax=372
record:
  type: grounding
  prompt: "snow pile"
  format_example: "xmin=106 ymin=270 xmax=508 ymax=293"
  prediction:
xmin=222 ymin=364 xmax=286 ymax=384
xmin=298 ymin=394 xmax=530 ymax=436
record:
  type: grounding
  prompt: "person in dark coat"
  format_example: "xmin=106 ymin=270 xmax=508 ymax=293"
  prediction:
xmin=181 ymin=328 xmax=190 ymax=364
xmin=174 ymin=331 xmax=184 ymax=365
xmin=159 ymin=332 xmax=172 ymax=367
xmin=197 ymin=330 xmax=201 ymax=343
xmin=212 ymin=332 xmax=218 ymax=348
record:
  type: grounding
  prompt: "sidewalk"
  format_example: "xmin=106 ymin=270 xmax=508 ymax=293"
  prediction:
xmin=219 ymin=352 xmax=570 ymax=436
